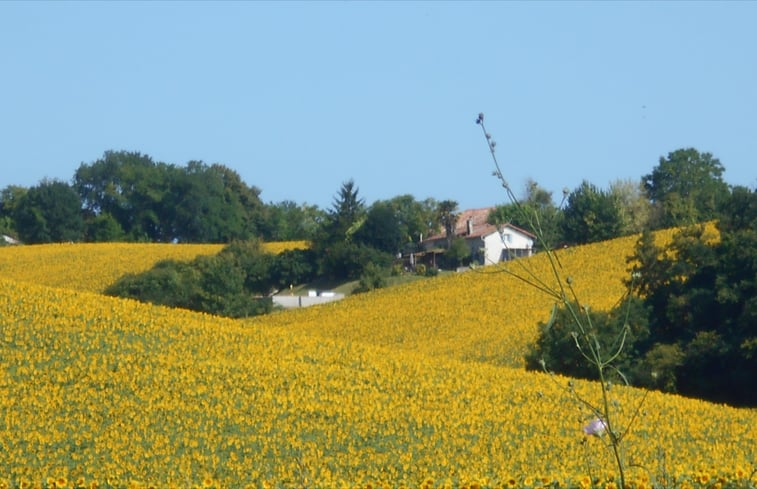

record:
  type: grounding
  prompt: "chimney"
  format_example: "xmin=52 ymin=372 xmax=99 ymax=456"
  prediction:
xmin=467 ymin=218 xmax=473 ymax=236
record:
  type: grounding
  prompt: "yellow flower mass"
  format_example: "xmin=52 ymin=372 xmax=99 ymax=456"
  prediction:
xmin=0 ymin=241 xmax=307 ymax=293
xmin=0 ymin=230 xmax=753 ymax=488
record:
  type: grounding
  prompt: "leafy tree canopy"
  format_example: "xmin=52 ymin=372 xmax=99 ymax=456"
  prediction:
xmin=0 ymin=185 xmax=27 ymax=238
xmin=259 ymin=200 xmax=325 ymax=242
xmin=13 ymin=179 xmax=84 ymax=244
xmin=561 ymin=180 xmax=625 ymax=245
xmin=74 ymin=151 xmax=265 ymax=242
xmin=327 ymin=179 xmax=366 ymax=241
xmin=608 ymin=178 xmax=651 ymax=235
xmin=530 ymin=187 xmax=757 ymax=406
xmin=643 ymin=148 xmax=730 ymax=229
xmin=436 ymin=199 xmax=459 ymax=248
xmin=353 ymin=195 xmax=439 ymax=255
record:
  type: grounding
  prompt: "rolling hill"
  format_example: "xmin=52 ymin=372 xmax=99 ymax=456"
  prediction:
xmin=0 ymin=232 xmax=753 ymax=489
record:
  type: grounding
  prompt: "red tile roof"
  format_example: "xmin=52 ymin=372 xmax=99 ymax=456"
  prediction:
xmin=424 ymin=207 xmax=495 ymax=241
xmin=423 ymin=207 xmax=536 ymax=242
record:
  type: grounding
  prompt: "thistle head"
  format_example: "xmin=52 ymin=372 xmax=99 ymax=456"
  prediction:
xmin=583 ymin=417 xmax=607 ymax=437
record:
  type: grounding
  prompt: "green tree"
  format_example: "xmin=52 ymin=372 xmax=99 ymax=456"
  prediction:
xmin=384 ymin=195 xmax=439 ymax=251
xmin=260 ymin=200 xmax=325 ymax=241
xmin=206 ymin=163 xmax=266 ymax=238
xmin=353 ymin=262 xmax=388 ymax=294
xmin=219 ymin=240 xmax=275 ymax=295
xmin=318 ymin=241 xmax=392 ymax=281
xmin=314 ymin=180 xmax=387 ymax=280
xmin=269 ymin=249 xmax=318 ymax=289
xmin=353 ymin=200 xmax=405 ymax=254
xmin=488 ymin=179 xmax=564 ymax=249
xmin=526 ymin=297 xmax=650 ymax=382
xmin=322 ymin=179 xmax=366 ymax=243
xmin=105 ymin=239 xmax=276 ymax=318
xmin=194 ymin=253 xmax=262 ymax=317
xmin=444 ymin=237 xmax=471 ymax=268
xmin=85 ymin=212 xmax=127 ymax=242
xmin=623 ymin=188 xmax=757 ymax=405
xmin=353 ymin=195 xmax=440 ymax=255
xmin=436 ymin=199 xmax=459 ymax=249
xmin=167 ymin=162 xmax=263 ymax=243
xmin=13 ymin=179 xmax=84 ymax=244
xmin=105 ymin=259 xmax=202 ymax=309
xmin=0 ymin=185 xmax=26 ymax=239
xmin=75 ymin=151 xmax=265 ymax=242
xmin=609 ymin=178 xmax=651 ymax=235
xmin=643 ymin=148 xmax=730 ymax=229
xmin=561 ymin=180 xmax=624 ymax=244
xmin=74 ymin=151 xmax=173 ymax=241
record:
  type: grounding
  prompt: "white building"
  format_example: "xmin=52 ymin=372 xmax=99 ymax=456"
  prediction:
xmin=420 ymin=207 xmax=535 ymax=266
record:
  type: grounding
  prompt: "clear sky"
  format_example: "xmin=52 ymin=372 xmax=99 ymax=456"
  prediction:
xmin=1 ymin=1 xmax=755 ymax=211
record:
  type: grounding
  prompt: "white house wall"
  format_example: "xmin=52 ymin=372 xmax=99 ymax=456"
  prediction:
xmin=478 ymin=228 xmax=535 ymax=265
xmin=501 ymin=230 xmax=534 ymax=251
xmin=482 ymin=232 xmax=506 ymax=265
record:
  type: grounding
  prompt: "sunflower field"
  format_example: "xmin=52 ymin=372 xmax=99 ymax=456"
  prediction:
xmin=0 ymin=232 xmax=754 ymax=489
xmin=0 ymin=241 xmax=307 ymax=294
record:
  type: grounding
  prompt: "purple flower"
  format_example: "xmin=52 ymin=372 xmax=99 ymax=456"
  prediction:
xmin=583 ymin=417 xmax=607 ymax=437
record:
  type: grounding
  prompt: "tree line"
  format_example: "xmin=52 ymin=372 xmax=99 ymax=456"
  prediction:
xmin=0 ymin=150 xmax=444 ymax=248
xmin=0 ymin=147 xmax=738 ymax=247
xmin=487 ymin=147 xmax=733 ymax=248
xmin=0 ymin=147 xmax=748 ymax=288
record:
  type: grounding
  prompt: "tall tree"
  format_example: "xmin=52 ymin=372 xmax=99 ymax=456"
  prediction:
xmin=167 ymin=162 xmax=263 ymax=243
xmin=0 ymin=185 xmax=27 ymax=238
xmin=313 ymin=180 xmax=377 ymax=280
xmin=384 ymin=194 xmax=438 ymax=247
xmin=609 ymin=178 xmax=651 ymax=235
xmin=643 ymin=148 xmax=730 ymax=229
xmin=436 ymin=199 xmax=459 ymax=249
xmin=561 ymin=180 xmax=624 ymax=245
xmin=74 ymin=151 xmax=172 ymax=241
xmin=353 ymin=200 xmax=405 ymax=254
xmin=322 ymin=179 xmax=366 ymax=243
xmin=259 ymin=200 xmax=325 ymax=242
xmin=13 ymin=179 xmax=84 ymax=243
xmin=208 ymin=163 xmax=266 ymax=237
xmin=353 ymin=195 xmax=439 ymax=255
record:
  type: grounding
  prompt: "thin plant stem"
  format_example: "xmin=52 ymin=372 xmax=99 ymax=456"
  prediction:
xmin=476 ymin=112 xmax=655 ymax=489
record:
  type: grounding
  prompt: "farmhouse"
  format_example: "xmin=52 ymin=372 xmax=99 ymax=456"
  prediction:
xmin=420 ymin=207 xmax=535 ymax=266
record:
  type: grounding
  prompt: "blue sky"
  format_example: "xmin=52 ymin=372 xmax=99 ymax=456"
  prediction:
xmin=1 ymin=1 xmax=755 ymax=211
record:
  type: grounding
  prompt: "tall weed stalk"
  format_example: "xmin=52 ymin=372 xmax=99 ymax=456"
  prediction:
xmin=476 ymin=112 xmax=647 ymax=489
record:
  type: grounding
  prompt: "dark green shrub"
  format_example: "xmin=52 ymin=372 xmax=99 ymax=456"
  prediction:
xmin=104 ymin=259 xmax=201 ymax=309
xmin=318 ymin=241 xmax=392 ymax=280
xmin=105 ymin=239 xmax=276 ymax=319
xmin=353 ymin=262 xmax=388 ymax=294
xmin=269 ymin=249 xmax=318 ymax=289
xmin=525 ymin=297 xmax=650 ymax=385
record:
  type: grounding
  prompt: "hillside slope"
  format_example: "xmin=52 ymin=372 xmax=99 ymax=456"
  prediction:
xmin=0 ymin=276 xmax=754 ymax=488
xmin=253 ymin=230 xmax=680 ymax=368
